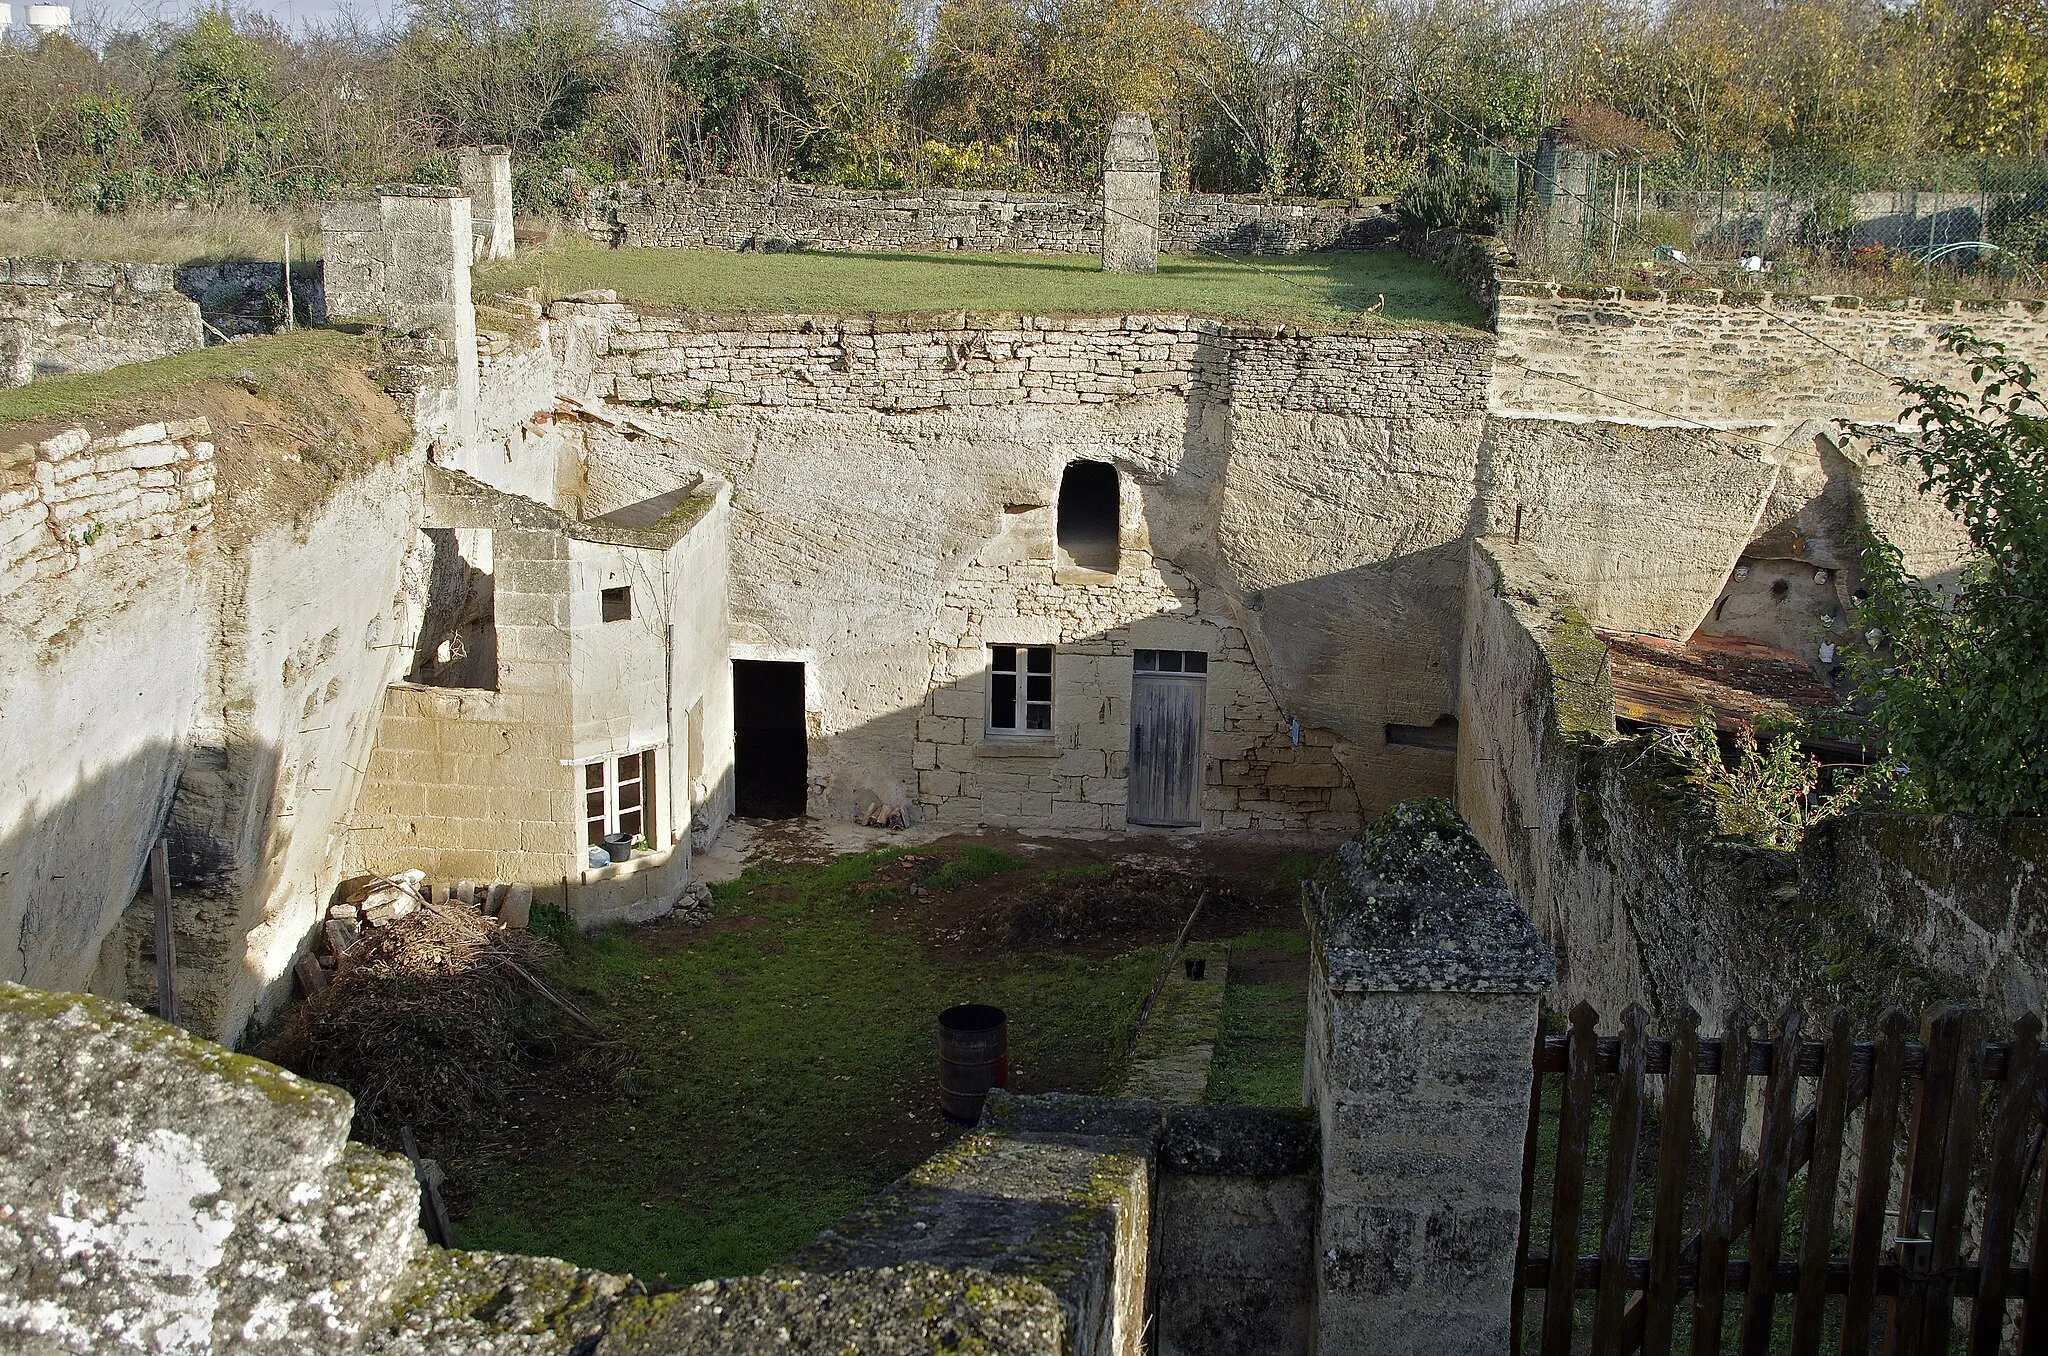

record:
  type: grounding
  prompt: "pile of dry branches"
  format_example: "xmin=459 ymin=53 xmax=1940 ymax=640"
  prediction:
xmin=271 ymin=902 xmax=571 ymax=1148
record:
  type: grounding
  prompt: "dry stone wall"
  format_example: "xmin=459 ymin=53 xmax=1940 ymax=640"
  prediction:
xmin=582 ymin=178 xmax=1397 ymax=254
xmin=1491 ymin=280 xmax=2048 ymax=424
xmin=0 ymin=257 xmax=204 ymax=386
xmin=2 ymin=419 xmax=216 ymax=592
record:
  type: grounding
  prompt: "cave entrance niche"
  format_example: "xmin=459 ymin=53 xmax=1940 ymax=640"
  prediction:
xmin=733 ymin=659 xmax=807 ymax=819
xmin=1057 ymin=460 xmax=1121 ymax=573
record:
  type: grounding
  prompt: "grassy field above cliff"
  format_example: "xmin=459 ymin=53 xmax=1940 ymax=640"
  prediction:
xmin=0 ymin=328 xmax=367 ymax=431
xmin=479 ymin=240 xmax=1486 ymax=330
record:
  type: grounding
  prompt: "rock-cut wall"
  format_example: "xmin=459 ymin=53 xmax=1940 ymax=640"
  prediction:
xmin=563 ymin=302 xmax=1496 ymax=831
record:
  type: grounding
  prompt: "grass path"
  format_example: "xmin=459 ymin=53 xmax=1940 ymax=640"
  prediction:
xmin=480 ymin=241 xmax=1485 ymax=330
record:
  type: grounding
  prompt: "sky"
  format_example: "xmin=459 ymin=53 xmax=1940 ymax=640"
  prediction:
xmin=64 ymin=0 xmax=400 ymax=36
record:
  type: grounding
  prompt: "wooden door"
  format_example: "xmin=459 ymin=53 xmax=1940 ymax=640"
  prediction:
xmin=1128 ymin=651 xmax=1206 ymax=826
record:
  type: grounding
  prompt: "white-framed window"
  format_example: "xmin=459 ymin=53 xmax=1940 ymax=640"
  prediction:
xmin=584 ymin=749 xmax=657 ymax=847
xmin=988 ymin=645 xmax=1053 ymax=734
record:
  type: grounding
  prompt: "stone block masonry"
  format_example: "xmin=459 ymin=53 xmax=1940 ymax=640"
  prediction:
xmin=575 ymin=307 xmax=1491 ymax=419
xmin=1305 ymin=799 xmax=1555 ymax=1356
xmin=0 ymin=256 xmax=204 ymax=386
xmin=2 ymin=419 xmax=216 ymax=594
xmin=581 ymin=178 xmax=1398 ymax=255
xmin=1492 ymin=279 xmax=2048 ymax=425
xmin=1102 ymin=112 xmax=1161 ymax=274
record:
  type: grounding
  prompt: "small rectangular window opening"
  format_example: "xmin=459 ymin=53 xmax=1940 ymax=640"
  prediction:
xmin=1134 ymin=649 xmax=1208 ymax=674
xmin=989 ymin=645 xmax=1054 ymax=733
xmin=601 ymin=586 xmax=632 ymax=623
xmin=585 ymin=749 xmax=658 ymax=847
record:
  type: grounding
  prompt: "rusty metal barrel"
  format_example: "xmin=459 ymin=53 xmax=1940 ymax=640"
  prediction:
xmin=937 ymin=1003 xmax=1009 ymax=1123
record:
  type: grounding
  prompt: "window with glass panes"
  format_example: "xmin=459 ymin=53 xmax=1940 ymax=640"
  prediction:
xmin=1133 ymin=649 xmax=1207 ymax=675
xmin=584 ymin=750 xmax=656 ymax=847
xmin=988 ymin=645 xmax=1052 ymax=734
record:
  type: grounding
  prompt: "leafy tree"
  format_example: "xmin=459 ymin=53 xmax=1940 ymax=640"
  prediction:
xmin=1846 ymin=329 xmax=2048 ymax=816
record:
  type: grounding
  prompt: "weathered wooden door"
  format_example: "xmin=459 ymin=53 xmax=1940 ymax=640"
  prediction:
xmin=1128 ymin=650 xmax=1207 ymax=826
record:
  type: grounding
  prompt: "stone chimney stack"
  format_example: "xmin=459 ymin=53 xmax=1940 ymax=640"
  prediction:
xmin=1102 ymin=112 xmax=1161 ymax=275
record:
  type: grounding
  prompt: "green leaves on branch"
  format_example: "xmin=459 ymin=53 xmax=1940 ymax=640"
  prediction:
xmin=1843 ymin=328 xmax=2048 ymax=817
xmin=1664 ymin=708 xmax=1859 ymax=848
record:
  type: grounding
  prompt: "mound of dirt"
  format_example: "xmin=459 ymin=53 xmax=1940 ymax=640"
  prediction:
xmin=268 ymin=903 xmax=575 ymax=1148
xmin=1006 ymin=862 xmax=1254 ymax=947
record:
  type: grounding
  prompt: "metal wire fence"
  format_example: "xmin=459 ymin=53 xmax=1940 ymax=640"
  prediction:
xmin=1476 ymin=145 xmax=2048 ymax=288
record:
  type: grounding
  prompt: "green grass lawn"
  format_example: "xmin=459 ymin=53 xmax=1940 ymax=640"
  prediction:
xmin=479 ymin=240 xmax=1485 ymax=331
xmin=1204 ymin=927 xmax=1311 ymax=1107
xmin=446 ymin=844 xmax=1162 ymax=1283
xmin=0 ymin=327 xmax=366 ymax=431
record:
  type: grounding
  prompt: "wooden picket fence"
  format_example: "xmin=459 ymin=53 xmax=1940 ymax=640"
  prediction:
xmin=1513 ymin=1001 xmax=2048 ymax=1356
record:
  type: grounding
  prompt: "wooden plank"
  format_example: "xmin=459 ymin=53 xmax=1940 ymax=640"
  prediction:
xmin=1691 ymin=1010 xmax=1752 ymax=1356
xmin=1890 ymin=1006 xmax=1969 ymax=1356
xmin=1593 ymin=1004 xmax=1652 ymax=1356
xmin=1740 ymin=1008 xmax=1805 ymax=1356
xmin=1643 ymin=1007 xmax=1699 ymax=1356
xmin=399 ymin=1126 xmax=454 ymax=1248
xmin=1544 ymin=1002 xmax=1600 ymax=1356
xmin=1513 ymin=1015 xmax=1549 ymax=1356
xmin=1524 ymin=1255 xmax=2029 ymax=1298
xmin=1968 ymin=1015 xmax=2042 ymax=1356
xmin=1919 ymin=1007 xmax=1984 ymax=1355
xmin=1840 ymin=1009 xmax=1909 ymax=1356
xmin=1538 ymin=1036 xmax=2016 ymax=1082
xmin=149 ymin=838 xmax=177 ymax=1026
xmin=1790 ymin=1008 xmax=1853 ymax=1356
xmin=2022 ymin=1069 xmax=2048 ymax=1356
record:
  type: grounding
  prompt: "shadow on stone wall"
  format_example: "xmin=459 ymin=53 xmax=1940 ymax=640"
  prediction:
xmin=0 ymin=733 xmax=289 ymax=1041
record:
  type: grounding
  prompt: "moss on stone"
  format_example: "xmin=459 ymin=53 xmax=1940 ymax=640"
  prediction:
xmin=1542 ymin=606 xmax=1616 ymax=739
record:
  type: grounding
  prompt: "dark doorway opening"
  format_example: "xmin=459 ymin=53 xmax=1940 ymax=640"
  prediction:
xmin=734 ymin=659 xmax=807 ymax=818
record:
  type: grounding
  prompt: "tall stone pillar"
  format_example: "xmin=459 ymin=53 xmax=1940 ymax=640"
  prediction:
xmin=457 ymin=145 xmax=516 ymax=261
xmin=1102 ymin=111 xmax=1161 ymax=274
xmin=1306 ymin=799 xmax=1555 ymax=1356
xmin=320 ymin=186 xmax=479 ymax=445
xmin=1533 ymin=131 xmax=1598 ymax=264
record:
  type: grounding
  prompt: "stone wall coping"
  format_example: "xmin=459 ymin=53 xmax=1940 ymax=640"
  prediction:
xmin=1497 ymin=275 xmax=2047 ymax=316
xmin=596 ymin=175 xmax=1390 ymax=212
xmin=541 ymin=299 xmax=1493 ymax=345
xmin=1308 ymin=798 xmax=1556 ymax=994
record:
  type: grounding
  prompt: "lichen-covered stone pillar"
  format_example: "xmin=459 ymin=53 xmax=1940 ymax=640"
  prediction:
xmin=1102 ymin=111 xmax=1161 ymax=274
xmin=457 ymin=145 xmax=516 ymax=261
xmin=320 ymin=186 xmax=479 ymax=445
xmin=1305 ymin=799 xmax=1556 ymax=1356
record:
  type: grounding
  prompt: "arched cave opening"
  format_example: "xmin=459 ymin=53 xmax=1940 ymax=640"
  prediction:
xmin=1057 ymin=460 xmax=1120 ymax=573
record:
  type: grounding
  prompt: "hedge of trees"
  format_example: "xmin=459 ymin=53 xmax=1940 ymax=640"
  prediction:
xmin=2 ymin=0 xmax=2044 ymax=212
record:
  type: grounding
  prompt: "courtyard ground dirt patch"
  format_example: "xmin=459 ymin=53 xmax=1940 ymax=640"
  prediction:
xmin=420 ymin=831 xmax=1317 ymax=1284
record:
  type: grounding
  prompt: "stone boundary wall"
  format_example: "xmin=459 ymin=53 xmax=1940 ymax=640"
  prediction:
xmin=1455 ymin=537 xmax=2028 ymax=1032
xmin=1492 ymin=278 xmax=2048 ymax=424
xmin=2 ymin=419 xmax=216 ymax=593
xmin=1821 ymin=814 xmax=2048 ymax=1020
xmin=581 ymin=178 xmax=1398 ymax=255
xmin=0 ymin=980 xmax=1321 ymax=1355
xmin=570 ymin=305 xmax=1491 ymax=419
xmin=0 ymin=257 xmax=204 ymax=387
